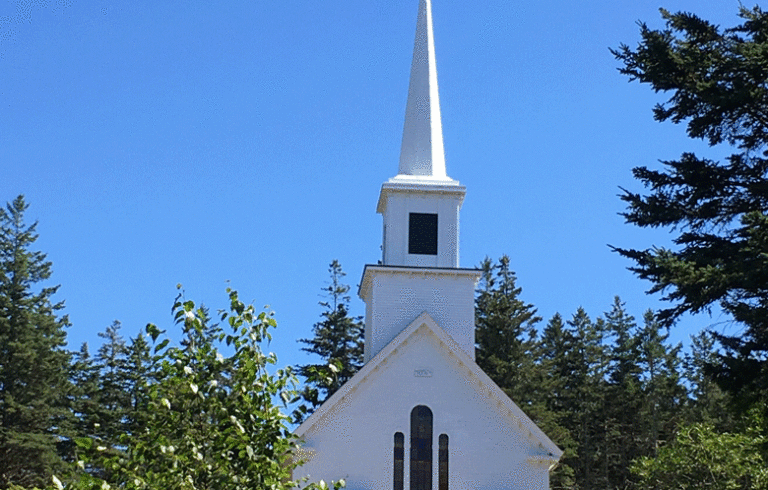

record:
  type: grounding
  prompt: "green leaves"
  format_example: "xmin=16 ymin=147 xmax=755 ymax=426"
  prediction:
xmin=631 ymin=415 xmax=768 ymax=489
xmin=61 ymin=288 xmax=332 ymax=490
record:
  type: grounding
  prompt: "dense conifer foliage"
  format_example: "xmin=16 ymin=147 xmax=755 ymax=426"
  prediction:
xmin=611 ymin=5 xmax=768 ymax=412
xmin=475 ymin=258 xmax=694 ymax=490
xmin=475 ymin=256 xmax=542 ymax=406
xmin=296 ymin=260 xmax=364 ymax=417
xmin=0 ymin=196 xmax=73 ymax=489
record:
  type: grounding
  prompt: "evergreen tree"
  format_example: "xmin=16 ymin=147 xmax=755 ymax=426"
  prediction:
xmin=602 ymin=297 xmax=644 ymax=488
xmin=637 ymin=310 xmax=686 ymax=455
xmin=563 ymin=308 xmax=607 ymax=490
xmin=538 ymin=313 xmax=578 ymax=489
xmin=297 ymin=260 xmax=364 ymax=415
xmin=475 ymin=256 xmax=542 ymax=409
xmin=94 ymin=321 xmax=130 ymax=447
xmin=69 ymin=343 xmax=99 ymax=451
xmin=0 ymin=195 xmax=72 ymax=488
xmin=611 ymin=5 xmax=768 ymax=413
xmin=683 ymin=331 xmax=734 ymax=430
xmin=124 ymin=331 xmax=152 ymax=437
xmin=71 ymin=321 xmax=134 ymax=479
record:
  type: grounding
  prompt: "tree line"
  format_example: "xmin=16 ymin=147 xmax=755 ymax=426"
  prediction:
xmin=3 ymin=3 xmax=768 ymax=489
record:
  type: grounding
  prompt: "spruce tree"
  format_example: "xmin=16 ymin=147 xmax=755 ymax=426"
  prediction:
xmin=538 ymin=313 xmax=578 ymax=490
xmin=124 ymin=332 xmax=152 ymax=437
xmin=68 ymin=343 xmax=102 ymax=476
xmin=0 ymin=195 xmax=72 ymax=488
xmin=297 ymin=260 xmax=364 ymax=415
xmin=611 ymin=5 xmax=768 ymax=413
xmin=563 ymin=308 xmax=607 ymax=490
xmin=474 ymin=256 xmax=542 ymax=408
xmin=637 ymin=310 xmax=686 ymax=455
xmin=683 ymin=331 xmax=734 ymax=430
xmin=602 ymin=297 xmax=643 ymax=487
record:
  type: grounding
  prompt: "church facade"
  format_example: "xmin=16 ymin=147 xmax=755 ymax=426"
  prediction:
xmin=293 ymin=1 xmax=562 ymax=488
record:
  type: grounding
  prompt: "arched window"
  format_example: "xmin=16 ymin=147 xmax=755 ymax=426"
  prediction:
xmin=410 ymin=405 xmax=433 ymax=490
xmin=394 ymin=432 xmax=404 ymax=490
xmin=438 ymin=434 xmax=448 ymax=490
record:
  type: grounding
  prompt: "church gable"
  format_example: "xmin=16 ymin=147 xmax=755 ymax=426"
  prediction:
xmin=294 ymin=314 xmax=561 ymax=489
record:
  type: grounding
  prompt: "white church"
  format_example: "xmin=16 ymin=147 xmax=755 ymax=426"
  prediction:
xmin=293 ymin=1 xmax=563 ymax=488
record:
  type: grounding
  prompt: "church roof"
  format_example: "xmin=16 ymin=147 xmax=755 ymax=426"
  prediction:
xmin=294 ymin=312 xmax=564 ymax=463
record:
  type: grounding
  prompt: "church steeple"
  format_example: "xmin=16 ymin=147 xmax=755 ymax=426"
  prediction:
xmin=398 ymin=0 xmax=447 ymax=179
xmin=376 ymin=0 xmax=465 ymax=270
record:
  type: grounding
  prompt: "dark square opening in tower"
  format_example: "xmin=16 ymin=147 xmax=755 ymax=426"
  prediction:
xmin=408 ymin=213 xmax=438 ymax=255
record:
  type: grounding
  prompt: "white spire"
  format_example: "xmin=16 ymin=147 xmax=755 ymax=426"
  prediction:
xmin=397 ymin=0 xmax=448 ymax=180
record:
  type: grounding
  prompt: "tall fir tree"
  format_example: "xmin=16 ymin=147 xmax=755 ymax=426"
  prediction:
xmin=95 ymin=321 xmax=130 ymax=446
xmin=474 ymin=256 xmax=542 ymax=410
xmin=0 ymin=195 xmax=72 ymax=488
xmin=297 ymin=260 xmax=364 ymax=416
xmin=538 ymin=313 xmax=578 ymax=490
xmin=637 ymin=310 xmax=686 ymax=455
xmin=611 ymin=5 xmax=768 ymax=414
xmin=69 ymin=343 xmax=98 ymax=445
xmin=124 ymin=331 xmax=153 ymax=437
xmin=563 ymin=308 xmax=608 ymax=490
xmin=683 ymin=330 xmax=734 ymax=430
xmin=602 ymin=297 xmax=644 ymax=488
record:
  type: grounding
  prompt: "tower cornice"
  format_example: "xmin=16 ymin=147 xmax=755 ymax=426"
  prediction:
xmin=376 ymin=180 xmax=465 ymax=214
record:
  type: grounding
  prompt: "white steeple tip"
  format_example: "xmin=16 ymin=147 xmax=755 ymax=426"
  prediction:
xmin=396 ymin=0 xmax=453 ymax=183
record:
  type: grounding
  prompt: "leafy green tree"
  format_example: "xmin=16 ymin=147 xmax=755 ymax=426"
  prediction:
xmin=631 ymin=413 xmax=768 ymax=490
xmin=611 ymin=5 xmax=768 ymax=412
xmin=67 ymin=288 xmax=341 ymax=490
xmin=0 ymin=195 xmax=73 ymax=488
xmin=297 ymin=260 xmax=364 ymax=415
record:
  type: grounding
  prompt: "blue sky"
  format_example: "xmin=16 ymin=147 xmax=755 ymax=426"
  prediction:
xmin=1 ymin=0 xmax=745 ymax=369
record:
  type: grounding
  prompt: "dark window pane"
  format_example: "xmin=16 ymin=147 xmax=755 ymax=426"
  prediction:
xmin=439 ymin=434 xmax=448 ymax=490
xmin=410 ymin=406 xmax=433 ymax=490
xmin=408 ymin=213 xmax=438 ymax=255
xmin=394 ymin=432 xmax=404 ymax=490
